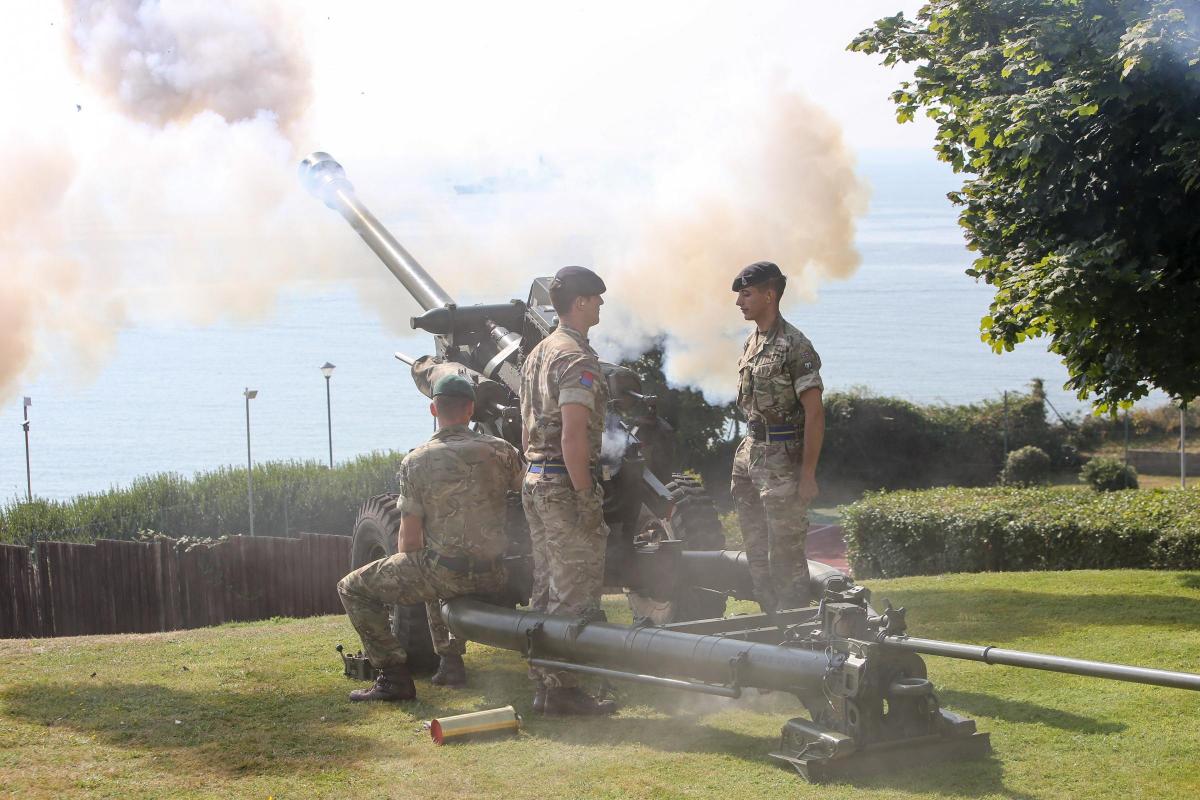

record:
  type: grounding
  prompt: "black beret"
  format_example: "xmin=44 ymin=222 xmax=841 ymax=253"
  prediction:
xmin=731 ymin=261 xmax=785 ymax=291
xmin=550 ymin=265 xmax=606 ymax=297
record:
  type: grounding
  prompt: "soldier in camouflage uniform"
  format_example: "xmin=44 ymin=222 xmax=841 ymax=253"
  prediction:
xmin=730 ymin=261 xmax=825 ymax=614
xmin=338 ymin=374 xmax=523 ymax=701
xmin=520 ymin=265 xmax=617 ymax=716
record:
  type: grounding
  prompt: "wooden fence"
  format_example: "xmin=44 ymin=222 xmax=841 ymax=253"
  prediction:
xmin=0 ymin=533 xmax=351 ymax=639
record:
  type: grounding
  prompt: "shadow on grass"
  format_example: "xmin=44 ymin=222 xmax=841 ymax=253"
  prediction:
xmin=525 ymin=708 xmax=1026 ymax=798
xmin=1 ymin=681 xmax=375 ymax=777
xmin=939 ymin=689 xmax=1126 ymax=735
xmin=459 ymin=668 xmax=1028 ymax=798
xmin=862 ymin=587 xmax=1200 ymax=642
xmin=1175 ymin=573 xmax=1200 ymax=591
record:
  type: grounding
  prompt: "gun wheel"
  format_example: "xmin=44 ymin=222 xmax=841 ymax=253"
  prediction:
xmin=349 ymin=493 xmax=439 ymax=674
xmin=626 ymin=474 xmax=729 ymax=625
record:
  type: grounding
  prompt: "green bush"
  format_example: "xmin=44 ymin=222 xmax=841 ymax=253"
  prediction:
xmin=1081 ymin=457 xmax=1139 ymax=492
xmin=842 ymin=486 xmax=1200 ymax=578
xmin=814 ymin=384 xmax=1077 ymax=495
xmin=1000 ymin=445 xmax=1051 ymax=487
xmin=0 ymin=451 xmax=405 ymax=546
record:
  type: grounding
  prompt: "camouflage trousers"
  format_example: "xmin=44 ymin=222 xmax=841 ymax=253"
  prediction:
xmin=337 ymin=549 xmax=505 ymax=670
xmin=522 ymin=473 xmax=608 ymax=688
xmin=730 ymin=436 xmax=810 ymax=612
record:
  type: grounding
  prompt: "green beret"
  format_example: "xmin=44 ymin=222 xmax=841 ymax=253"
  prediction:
xmin=432 ymin=374 xmax=476 ymax=401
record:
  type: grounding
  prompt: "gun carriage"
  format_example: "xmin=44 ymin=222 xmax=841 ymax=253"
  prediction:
xmin=302 ymin=153 xmax=1200 ymax=781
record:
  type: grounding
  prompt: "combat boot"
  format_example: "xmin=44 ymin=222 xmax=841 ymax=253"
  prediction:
xmin=430 ymin=655 xmax=467 ymax=687
xmin=349 ymin=665 xmax=417 ymax=702
xmin=542 ymin=686 xmax=618 ymax=716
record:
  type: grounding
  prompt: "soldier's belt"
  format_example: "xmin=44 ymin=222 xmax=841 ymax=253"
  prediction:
xmin=427 ymin=550 xmax=499 ymax=574
xmin=748 ymin=423 xmax=799 ymax=443
xmin=528 ymin=459 xmax=569 ymax=475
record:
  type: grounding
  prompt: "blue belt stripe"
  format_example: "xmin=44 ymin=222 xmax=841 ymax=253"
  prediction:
xmin=528 ymin=460 xmax=569 ymax=474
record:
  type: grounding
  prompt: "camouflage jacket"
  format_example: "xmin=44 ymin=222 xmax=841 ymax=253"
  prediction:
xmin=736 ymin=315 xmax=823 ymax=427
xmin=520 ymin=324 xmax=608 ymax=465
xmin=396 ymin=423 xmax=523 ymax=561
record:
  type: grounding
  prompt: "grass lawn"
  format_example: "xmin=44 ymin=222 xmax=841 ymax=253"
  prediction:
xmin=2 ymin=570 xmax=1198 ymax=799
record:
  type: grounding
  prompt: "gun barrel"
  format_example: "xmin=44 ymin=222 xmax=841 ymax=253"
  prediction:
xmin=393 ymin=352 xmax=416 ymax=366
xmin=299 ymin=152 xmax=454 ymax=312
xmin=882 ymin=635 xmax=1200 ymax=692
xmin=441 ymin=597 xmax=829 ymax=693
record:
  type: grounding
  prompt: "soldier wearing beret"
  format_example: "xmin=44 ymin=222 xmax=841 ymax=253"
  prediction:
xmin=730 ymin=261 xmax=825 ymax=615
xmin=337 ymin=374 xmax=523 ymax=701
xmin=519 ymin=265 xmax=617 ymax=716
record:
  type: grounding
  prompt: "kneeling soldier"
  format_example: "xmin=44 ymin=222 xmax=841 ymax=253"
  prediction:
xmin=338 ymin=374 xmax=523 ymax=701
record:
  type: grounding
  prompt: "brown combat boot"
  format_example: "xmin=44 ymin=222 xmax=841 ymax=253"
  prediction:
xmin=542 ymin=686 xmax=618 ymax=716
xmin=349 ymin=665 xmax=417 ymax=702
xmin=430 ymin=655 xmax=467 ymax=687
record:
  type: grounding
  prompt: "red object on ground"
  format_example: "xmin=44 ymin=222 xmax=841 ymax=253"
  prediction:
xmin=806 ymin=524 xmax=850 ymax=575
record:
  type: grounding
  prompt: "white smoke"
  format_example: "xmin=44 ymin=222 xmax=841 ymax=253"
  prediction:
xmin=390 ymin=89 xmax=868 ymax=400
xmin=1 ymin=1 xmax=872 ymax=404
xmin=67 ymin=0 xmax=311 ymax=130
xmin=0 ymin=1 xmax=359 ymax=399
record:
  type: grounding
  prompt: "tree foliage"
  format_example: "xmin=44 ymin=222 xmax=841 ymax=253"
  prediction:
xmin=622 ymin=344 xmax=735 ymax=468
xmin=851 ymin=1 xmax=1200 ymax=410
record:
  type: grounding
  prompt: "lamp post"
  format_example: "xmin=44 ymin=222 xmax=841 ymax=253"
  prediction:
xmin=244 ymin=388 xmax=258 ymax=536
xmin=21 ymin=396 xmax=31 ymax=502
xmin=320 ymin=362 xmax=336 ymax=468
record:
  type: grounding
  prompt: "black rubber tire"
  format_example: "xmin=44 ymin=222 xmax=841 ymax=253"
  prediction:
xmin=626 ymin=474 xmax=729 ymax=625
xmin=665 ymin=473 xmax=726 ymax=551
xmin=349 ymin=493 xmax=439 ymax=674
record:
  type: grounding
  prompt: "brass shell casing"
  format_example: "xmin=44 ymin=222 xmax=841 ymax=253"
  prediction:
xmin=429 ymin=706 xmax=521 ymax=745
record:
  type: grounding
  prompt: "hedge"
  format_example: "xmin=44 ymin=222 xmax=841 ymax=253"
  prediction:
xmin=843 ymin=487 xmax=1200 ymax=577
xmin=0 ymin=451 xmax=405 ymax=546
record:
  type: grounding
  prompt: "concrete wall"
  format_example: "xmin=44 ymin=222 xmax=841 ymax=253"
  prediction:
xmin=1127 ymin=449 xmax=1200 ymax=477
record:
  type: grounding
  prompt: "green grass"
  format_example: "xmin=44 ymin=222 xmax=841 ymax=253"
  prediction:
xmin=2 ymin=571 xmax=1199 ymax=799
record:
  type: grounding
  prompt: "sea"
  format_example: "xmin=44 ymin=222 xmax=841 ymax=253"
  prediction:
xmin=0 ymin=153 xmax=1166 ymax=502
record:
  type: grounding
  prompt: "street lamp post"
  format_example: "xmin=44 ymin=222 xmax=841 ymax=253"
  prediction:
xmin=244 ymin=388 xmax=258 ymax=536
xmin=320 ymin=362 xmax=336 ymax=468
xmin=21 ymin=396 xmax=31 ymax=502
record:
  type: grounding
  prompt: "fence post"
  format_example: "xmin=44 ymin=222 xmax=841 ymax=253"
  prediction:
xmin=1182 ymin=402 xmax=1188 ymax=490
xmin=1002 ymin=390 xmax=1009 ymax=458
xmin=1123 ymin=410 xmax=1131 ymax=489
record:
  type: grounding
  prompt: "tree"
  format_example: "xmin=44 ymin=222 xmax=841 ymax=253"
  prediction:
xmin=622 ymin=344 xmax=735 ymax=468
xmin=851 ymin=0 xmax=1200 ymax=410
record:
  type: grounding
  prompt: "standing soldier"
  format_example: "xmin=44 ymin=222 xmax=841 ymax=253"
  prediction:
xmin=730 ymin=261 xmax=825 ymax=615
xmin=520 ymin=265 xmax=616 ymax=716
xmin=338 ymin=374 xmax=522 ymax=701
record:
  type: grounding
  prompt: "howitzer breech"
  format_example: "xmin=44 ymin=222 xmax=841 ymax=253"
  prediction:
xmin=441 ymin=597 xmax=830 ymax=693
xmin=882 ymin=636 xmax=1200 ymax=691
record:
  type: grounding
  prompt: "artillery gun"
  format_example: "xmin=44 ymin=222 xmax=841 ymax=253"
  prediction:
xmin=303 ymin=153 xmax=1200 ymax=781
xmin=300 ymin=152 xmax=728 ymax=669
xmin=439 ymin=570 xmax=1200 ymax=781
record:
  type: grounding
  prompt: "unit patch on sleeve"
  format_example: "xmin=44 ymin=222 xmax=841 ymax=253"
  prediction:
xmin=579 ymin=371 xmax=595 ymax=388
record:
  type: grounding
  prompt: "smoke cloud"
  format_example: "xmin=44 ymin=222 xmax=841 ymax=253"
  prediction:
xmin=0 ymin=1 xmax=357 ymax=400
xmin=401 ymin=89 xmax=868 ymax=400
xmin=66 ymin=0 xmax=311 ymax=131
xmin=2 ymin=2 xmax=868 ymax=405
xmin=603 ymin=92 xmax=867 ymax=398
